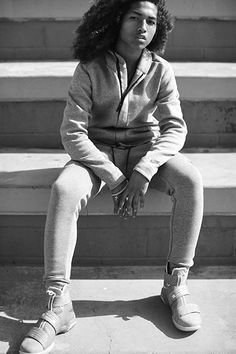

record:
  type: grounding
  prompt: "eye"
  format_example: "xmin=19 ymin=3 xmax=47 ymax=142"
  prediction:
xmin=147 ymin=19 xmax=156 ymax=26
xmin=130 ymin=15 xmax=138 ymax=20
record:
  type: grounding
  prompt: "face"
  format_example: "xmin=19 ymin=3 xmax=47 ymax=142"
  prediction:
xmin=117 ymin=1 xmax=157 ymax=54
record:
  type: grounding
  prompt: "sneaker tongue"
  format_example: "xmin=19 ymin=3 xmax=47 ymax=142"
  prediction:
xmin=172 ymin=267 xmax=188 ymax=285
xmin=47 ymin=286 xmax=63 ymax=296
xmin=172 ymin=267 xmax=188 ymax=276
xmin=46 ymin=286 xmax=64 ymax=310
xmin=46 ymin=285 xmax=71 ymax=309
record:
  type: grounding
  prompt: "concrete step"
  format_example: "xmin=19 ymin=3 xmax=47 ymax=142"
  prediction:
xmin=1 ymin=61 xmax=236 ymax=149
xmin=0 ymin=265 xmax=236 ymax=354
xmin=0 ymin=0 xmax=235 ymax=61
xmin=0 ymin=148 xmax=236 ymax=266
xmin=2 ymin=62 xmax=235 ymax=101
xmin=0 ymin=148 xmax=235 ymax=216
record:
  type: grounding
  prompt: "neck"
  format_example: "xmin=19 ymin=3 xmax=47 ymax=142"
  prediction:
xmin=115 ymin=46 xmax=143 ymax=84
xmin=115 ymin=42 xmax=143 ymax=66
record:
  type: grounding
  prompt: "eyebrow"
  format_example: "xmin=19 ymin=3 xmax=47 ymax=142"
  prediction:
xmin=129 ymin=10 xmax=157 ymax=20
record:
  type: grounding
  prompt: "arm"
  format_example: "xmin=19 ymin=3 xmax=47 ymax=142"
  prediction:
xmin=60 ymin=63 xmax=126 ymax=190
xmin=117 ymin=62 xmax=187 ymax=218
xmin=133 ymin=61 xmax=187 ymax=181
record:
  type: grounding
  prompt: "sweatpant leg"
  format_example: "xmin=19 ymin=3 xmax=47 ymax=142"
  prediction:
xmin=150 ymin=153 xmax=204 ymax=267
xmin=44 ymin=160 xmax=103 ymax=284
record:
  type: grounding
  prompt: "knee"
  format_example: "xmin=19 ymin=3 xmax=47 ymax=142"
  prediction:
xmin=52 ymin=177 xmax=74 ymax=199
xmin=176 ymin=164 xmax=203 ymax=194
xmin=51 ymin=176 xmax=86 ymax=208
xmin=188 ymin=165 xmax=203 ymax=189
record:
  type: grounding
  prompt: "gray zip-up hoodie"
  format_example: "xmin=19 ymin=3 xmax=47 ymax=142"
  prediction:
xmin=60 ymin=49 xmax=187 ymax=190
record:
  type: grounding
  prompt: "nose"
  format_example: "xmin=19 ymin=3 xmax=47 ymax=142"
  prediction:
xmin=138 ymin=19 xmax=147 ymax=32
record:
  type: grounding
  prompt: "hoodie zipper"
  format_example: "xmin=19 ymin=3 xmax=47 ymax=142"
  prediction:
xmin=114 ymin=52 xmax=144 ymax=115
xmin=114 ymin=55 xmax=122 ymax=145
xmin=114 ymin=53 xmax=144 ymax=146
xmin=116 ymin=73 xmax=144 ymax=114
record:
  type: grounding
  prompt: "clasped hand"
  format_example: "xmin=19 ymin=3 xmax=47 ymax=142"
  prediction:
xmin=112 ymin=171 xmax=149 ymax=219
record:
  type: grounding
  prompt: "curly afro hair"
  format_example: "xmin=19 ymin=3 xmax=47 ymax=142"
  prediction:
xmin=73 ymin=0 xmax=173 ymax=63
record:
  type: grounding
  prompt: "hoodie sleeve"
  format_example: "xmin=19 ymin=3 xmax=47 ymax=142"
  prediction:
xmin=60 ymin=62 xmax=126 ymax=190
xmin=133 ymin=61 xmax=187 ymax=181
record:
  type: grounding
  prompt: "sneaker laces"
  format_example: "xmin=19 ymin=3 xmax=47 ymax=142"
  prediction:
xmin=46 ymin=286 xmax=64 ymax=311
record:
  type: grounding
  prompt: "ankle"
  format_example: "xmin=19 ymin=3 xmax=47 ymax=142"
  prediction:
xmin=167 ymin=262 xmax=189 ymax=274
xmin=45 ymin=282 xmax=71 ymax=309
xmin=45 ymin=280 xmax=68 ymax=291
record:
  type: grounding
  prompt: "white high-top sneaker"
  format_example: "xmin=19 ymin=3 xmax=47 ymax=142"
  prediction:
xmin=161 ymin=267 xmax=201 ymax=332
xmin=19 ymin=285 xmax=76 ymax=354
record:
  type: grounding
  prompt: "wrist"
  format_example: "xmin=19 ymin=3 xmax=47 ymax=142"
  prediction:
xmin=132 ymin=169 xmax=149 ymax=183
xmin=111 ymin=179 xmax=128 ymax=197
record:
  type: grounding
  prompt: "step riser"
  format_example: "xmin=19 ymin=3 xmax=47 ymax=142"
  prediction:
xmin=1 ymin=186 xmax=235 ymax=216
xmin=1 ymin=101 xmax=235 ymax=148
xmin=0 ymin=215 xmax=235 ymax=265
xmin=0 ymin=19 xmax=235 ymax=61
xmin=166 ymin=19 xmax=236 ymax=62
xmin=1 ymin=150 xmax=235 ymax=216
xmin=2 ymin=62 xmax=235 ymax=101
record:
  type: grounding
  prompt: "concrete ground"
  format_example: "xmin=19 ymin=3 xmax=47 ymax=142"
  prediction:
xmin=0 ymin=266 xmax=236 ymax=354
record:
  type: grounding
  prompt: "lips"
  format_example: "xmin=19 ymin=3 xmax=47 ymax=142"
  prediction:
xmin=136 ymin=35 xmax=146 ymax=40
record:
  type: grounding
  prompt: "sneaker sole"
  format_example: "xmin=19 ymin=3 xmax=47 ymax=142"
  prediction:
xmin=58 ymin=319 xmax=77 ymax=334
xmin=172 ymin=317 xmax=201 ymax=332
xmin=19 ymin=342 xmax=54 ymax=354
xmin=19 ymin=320 xmax=77 ymax=354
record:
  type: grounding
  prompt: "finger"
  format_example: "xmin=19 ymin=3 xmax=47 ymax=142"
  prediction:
xmin=118 ymin=203 xmax=128 ymax=219
xmin=125 ymin=195 xmax=133 ymax=216
xmin=139 ymin=193 xmax=145 ymax=209
xmin=118 ymin=192 xmax=128 ymax=214
xmin=118 ymin=195 xmax=131 ymax=219
xmin=119 ymin=204 xmax=125 ymax=217
xmin=123 ymin=206 xmax=130 ymax=220
xmin=132 ymin=194 xmax=139 ymax=217
xmin=113 ymin=195 xmax=119 ymax=214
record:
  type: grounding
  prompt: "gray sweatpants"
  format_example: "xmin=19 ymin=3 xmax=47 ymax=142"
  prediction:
xmin=44 ymin=149 xmax=203 ymax=285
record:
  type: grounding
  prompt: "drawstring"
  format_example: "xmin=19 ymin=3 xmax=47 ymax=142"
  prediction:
xmin=111 ymin=146 xmax=131 ymax=176
xmin=111 ymin=147 xmax=116 ymax=165
xmin=125 ymin=147 xmax=131 ymax=174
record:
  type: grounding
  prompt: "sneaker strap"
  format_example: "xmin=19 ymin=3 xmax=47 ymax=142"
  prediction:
xmin=175 ymin=303 xmax=200 ymax=317
xmin=40 ymin=310 xmax=63 ymax=333
xmin=26 ymin=325 xmax=55 ymax=349
xmin=166 ymin=284 xmax=190 ymax=305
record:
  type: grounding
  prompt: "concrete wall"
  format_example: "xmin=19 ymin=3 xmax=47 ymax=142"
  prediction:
xmin=0 ymin=215 xmax=235 ymax=265
xmin=1 ymin=19 xmax=235 ymax=61
xmin=0 ymin=0 xmax=236 ymax=61
xmin=1 ymin=0 xmax=236 ymax=19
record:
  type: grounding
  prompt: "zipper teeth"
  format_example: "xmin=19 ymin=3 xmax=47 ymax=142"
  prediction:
xmin=114 ymin=52 xmax=145 ymax=144
xmin=116 ymin=57 xmax=123 ymax=99
xmin=115 ymin=54 xmax=122 ymax=145
xmin=116 ymin=73 xmax=144 ymax=114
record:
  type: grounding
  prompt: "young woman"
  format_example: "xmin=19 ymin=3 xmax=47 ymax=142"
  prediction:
xmin=20 ymin=0 xmax=203 ymax=353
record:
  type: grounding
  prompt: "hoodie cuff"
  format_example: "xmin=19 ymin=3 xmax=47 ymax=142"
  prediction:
xmin=133 ymin=160 xmax=159 ymax=182
xmin=106 ymin=174 xmax=127 ymax=191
